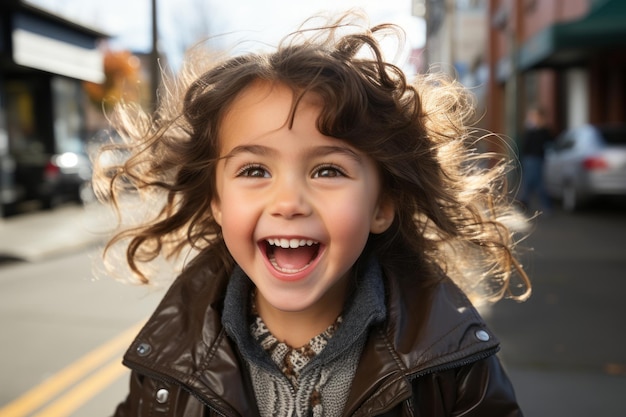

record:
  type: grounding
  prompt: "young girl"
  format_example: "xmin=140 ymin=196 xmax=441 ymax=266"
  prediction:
xmin=98 ymin=12 xmax=530 ymax=417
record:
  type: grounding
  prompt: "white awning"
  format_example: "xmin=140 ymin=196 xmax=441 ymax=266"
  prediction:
xmin=13 ymin=28 xmax=104 ymax=83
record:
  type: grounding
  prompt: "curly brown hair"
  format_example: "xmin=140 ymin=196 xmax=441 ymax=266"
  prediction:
xmin=94 ymin=13 xmax=530 ymax=304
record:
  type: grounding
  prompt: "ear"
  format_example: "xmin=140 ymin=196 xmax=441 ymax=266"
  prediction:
xmin=211 ymin=198 xmax=222 ymax=226
xmin=370 ymin=196 xmax=395 ymax=234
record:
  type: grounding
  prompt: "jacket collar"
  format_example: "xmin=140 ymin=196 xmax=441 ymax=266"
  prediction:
xmin=343 ymin=267 xmax=500 ymax=416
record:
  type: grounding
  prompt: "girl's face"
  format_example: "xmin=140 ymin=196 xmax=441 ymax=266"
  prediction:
xmin=211 ymin=81 xmax=394 ymax=321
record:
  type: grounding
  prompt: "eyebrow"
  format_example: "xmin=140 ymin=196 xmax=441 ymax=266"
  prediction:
xmin=309 ymin=145 xmax=363 ymax=163
xmin=222 ymin=144 xmax=277 ymax=161
xmin=222 ymin=144 xmax=363 ymax=163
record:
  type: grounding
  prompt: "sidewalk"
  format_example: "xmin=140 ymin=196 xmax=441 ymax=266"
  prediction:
xmin=0 ymin=203 xmax=113 ymax=262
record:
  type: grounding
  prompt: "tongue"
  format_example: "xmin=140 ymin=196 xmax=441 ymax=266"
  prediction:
xmin=273 ymin=245 xmax=318 ymax=270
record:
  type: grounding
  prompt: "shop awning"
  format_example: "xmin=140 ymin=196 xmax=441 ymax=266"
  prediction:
xmin=10 ymin=6 xmax=107 ymax=83
xmin=518 ymin=0 xmax=626 ymax=70
xmin=13 ymin=28 xmax=105 ymax=83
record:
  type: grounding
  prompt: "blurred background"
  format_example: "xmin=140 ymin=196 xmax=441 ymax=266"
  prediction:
xmin=0 ymin=0 xmax=624 ymax=416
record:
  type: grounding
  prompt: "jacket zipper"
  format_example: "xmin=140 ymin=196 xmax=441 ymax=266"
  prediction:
xmin=123 ymin=359 xmax=231 ymax=417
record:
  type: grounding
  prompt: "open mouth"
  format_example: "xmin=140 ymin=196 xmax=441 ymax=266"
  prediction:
xmin=264 ymin=238 xmax=321 ymax=274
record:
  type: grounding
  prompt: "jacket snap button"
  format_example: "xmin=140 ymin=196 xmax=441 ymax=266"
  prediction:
xmin=475 ymin=329 xmax=490 ymax=342
xmin=156 ymin=388 xmax=169 ymax=403
xmin=136 ymin=342 xmax=152 ymax=356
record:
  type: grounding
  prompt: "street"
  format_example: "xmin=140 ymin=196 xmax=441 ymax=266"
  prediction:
xmin=485 ymin=202 xmax=626 ymax=416
xmin=0 ymin=202 xmax=625 ymax=416
xmin=0 ymin=247 xmax=163 ymax=416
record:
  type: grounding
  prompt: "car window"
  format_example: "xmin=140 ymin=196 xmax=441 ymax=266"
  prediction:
xmin=554 ymin=133 xmax=575 ymax=151
xmin=598 ymin=127 xmax=626 ymax=145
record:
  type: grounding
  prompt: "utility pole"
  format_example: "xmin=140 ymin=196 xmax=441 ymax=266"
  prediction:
xmin=506 ymin=0 xmax=524 ymax=144
xmin=150 ymin=0 xmax=159 ymax=113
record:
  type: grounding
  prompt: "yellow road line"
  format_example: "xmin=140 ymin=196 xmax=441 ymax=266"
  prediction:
xmin=0 ymin=321 xmax=143 ymax=417
xmin=31 ymin=360 xmax=129 ymax=417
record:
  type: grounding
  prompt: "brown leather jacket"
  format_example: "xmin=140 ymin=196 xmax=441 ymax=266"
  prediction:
xmin=112 ymin=260 xmax=523 ymax=417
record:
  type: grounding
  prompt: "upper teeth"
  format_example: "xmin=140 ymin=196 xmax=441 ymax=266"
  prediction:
xmin=267 ymin=238 xmax=317 ymax=248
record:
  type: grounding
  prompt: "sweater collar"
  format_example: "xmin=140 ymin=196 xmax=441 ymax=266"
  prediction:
xmin=222 ymin=258 xmax=387 ymax=373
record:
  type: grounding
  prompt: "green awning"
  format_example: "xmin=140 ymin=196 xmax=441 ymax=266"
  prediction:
xmin=518 ymin=0 xmax=626 ymax=70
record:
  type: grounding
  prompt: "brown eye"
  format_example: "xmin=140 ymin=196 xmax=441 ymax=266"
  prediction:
xmin=237 ymin=164 xmax=270 ymax=178
xmin=313 ymin=164 xmax=346 ymax=178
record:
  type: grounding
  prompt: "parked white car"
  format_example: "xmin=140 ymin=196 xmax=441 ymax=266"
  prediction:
xmin=544 ymin=124 xmax=626 ymax=211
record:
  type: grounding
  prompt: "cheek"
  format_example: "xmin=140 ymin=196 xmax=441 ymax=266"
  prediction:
xmin=217 ymin=192 xmax=260 ymax=250
xmin=326 ymin=200 xmax=374 ymax=248
xmin=219 ymin=196 xmax=250 ymax=233
xmin=324 ymin=180 xmax=382 ymax=252
xmin=220 ymin=216 xmax=253 ymax=265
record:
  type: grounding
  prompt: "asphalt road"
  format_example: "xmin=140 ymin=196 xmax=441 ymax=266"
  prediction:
xmin=0 ymin=202 xmax=625 ymax=416
xmin=485 ymin=203 xmax=626 ymax=416
xmin=0 ymin=248 xmax=163 ymax=416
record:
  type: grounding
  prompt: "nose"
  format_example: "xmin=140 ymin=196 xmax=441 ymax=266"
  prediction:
xmin=269 ymin=175 xmax=312 ymax=219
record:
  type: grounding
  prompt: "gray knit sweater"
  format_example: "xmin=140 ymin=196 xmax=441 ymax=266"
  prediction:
xmin=222 ymin=260 xmax=387 ymax=417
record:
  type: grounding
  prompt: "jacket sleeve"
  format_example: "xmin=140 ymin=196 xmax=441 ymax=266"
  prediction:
xmin=446 ymin=355 xmax=523 ymax=416
xmin=412 ymin=355 xmax=523 ymax=417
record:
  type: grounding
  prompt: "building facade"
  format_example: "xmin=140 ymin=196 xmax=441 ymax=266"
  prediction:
xmin=0 ymin=0 xmax=106 ymax=216
xmin=422 ymin=0 xmax=626 ymax=157
xmin=419 ymin=0 xmax=490 ymax=130
xmin=487 ymin=0 xmax=626 ymax=142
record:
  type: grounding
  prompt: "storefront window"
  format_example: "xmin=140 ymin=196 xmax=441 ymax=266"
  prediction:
xmin=6 ymin=81 xmax=45 ymax=162
xmin=52 ymin=76 xmax=85 ymax=154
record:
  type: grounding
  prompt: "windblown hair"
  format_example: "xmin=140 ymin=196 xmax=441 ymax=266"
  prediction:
xmin=94 ymin=12 xmax=531 ymax=304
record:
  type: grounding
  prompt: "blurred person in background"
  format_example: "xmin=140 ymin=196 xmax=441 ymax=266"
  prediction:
xmin=97 ymin=11 xmax=530 ymax=417
xmin=518 ymin=106 xmax=554 ymax=214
